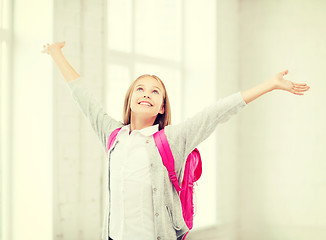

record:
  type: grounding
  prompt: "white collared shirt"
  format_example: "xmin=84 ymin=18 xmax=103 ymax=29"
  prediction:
xmin=109 ymin=124 xmax=158 ymax=240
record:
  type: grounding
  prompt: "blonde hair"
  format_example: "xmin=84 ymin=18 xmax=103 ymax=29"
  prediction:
xmin=123 ymin=74 xmax=171 ymax=130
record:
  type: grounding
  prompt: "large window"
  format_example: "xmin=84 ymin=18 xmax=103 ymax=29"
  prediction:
xmin=105 ymin=0 xmax=217 ymax=229
xmin=106 ymin=0 xmax=183 ymax=123
xmin=0 ymin=0 xmax=13 ymax=239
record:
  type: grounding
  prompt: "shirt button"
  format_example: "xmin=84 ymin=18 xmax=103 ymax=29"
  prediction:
xmin=155 ymin=213 xmax=159 ymax=217
xmin=153 ymin=188 xmax=157 ymax=192
xmin=146 ymin=139 xmax=150 ymax=143
xmin=150 ymin=163 xmax=153 ymax=167
xmin=157 ymin=237 xmax=161 ymax=240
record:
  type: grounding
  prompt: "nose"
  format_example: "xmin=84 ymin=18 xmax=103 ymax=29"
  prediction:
xmin=143 ymin=95 xmax=150 ymax=98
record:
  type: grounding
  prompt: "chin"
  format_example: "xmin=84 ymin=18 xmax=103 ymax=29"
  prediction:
xmin=132 ymin=109 xmax=157 ymax=118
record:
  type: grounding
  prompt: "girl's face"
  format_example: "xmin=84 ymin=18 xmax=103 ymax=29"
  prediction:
xmin=130 ymin=76 xmax=165 ymax=119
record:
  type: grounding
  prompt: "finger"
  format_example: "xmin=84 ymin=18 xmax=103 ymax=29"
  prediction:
xmin=292 ymin=86 xmax=308 ymax=94
xmin=292 ymin=82 xmax=308 ymax=86
xmin=292 ymin=83 xmax=310 ymax=91
xmin=281 ymin=69 xmax=288 ymax=76
xmin=293 ymin=85 xmax=310 ymax=89
xmin=293 ymin=88 xmax=309 ymax=92
xmin=291 ymin=89 xmax=304 ymax=95
xmin=293 ymin=85 xmax=310 ymax=90
xmin=292 ymin=89 xmax=309 ymax=94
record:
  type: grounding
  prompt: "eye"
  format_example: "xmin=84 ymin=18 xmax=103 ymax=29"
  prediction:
xmin=153 ymin=90 xmax=159 ymax=94
xmin=136 ymin=87 xmax=144 ymax=92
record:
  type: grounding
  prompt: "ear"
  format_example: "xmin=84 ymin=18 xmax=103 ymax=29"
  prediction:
xmin=159 ymin=105 xmax=165 ymax=114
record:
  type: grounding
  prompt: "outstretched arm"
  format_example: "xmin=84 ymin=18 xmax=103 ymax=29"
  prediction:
xmin=42 ymin=41 xmax=80 ymax=82
xmin=241 ymin=70 xmax=310 ymax=104
xmin=42 ymin=41 xmax=123 ymax=151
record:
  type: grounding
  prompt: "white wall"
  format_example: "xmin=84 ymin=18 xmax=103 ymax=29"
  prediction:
xmin=11 ymin=0 xmax=53 ymax=240
xmin=239 ymin=0 xmax=326 ymax=239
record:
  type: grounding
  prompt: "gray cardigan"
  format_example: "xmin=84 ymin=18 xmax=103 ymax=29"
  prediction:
xmin=66 ymin=78 xmax=247 ymax=240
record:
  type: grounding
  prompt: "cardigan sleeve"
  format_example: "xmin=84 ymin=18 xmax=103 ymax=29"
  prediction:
xmin=66 ymin=77 xmax=124 ymax=152
xmin=164 ymin=91 xmax=247 ymax=170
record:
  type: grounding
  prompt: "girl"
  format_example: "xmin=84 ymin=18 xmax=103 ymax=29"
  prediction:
xmin=42 ymin=41 xmax=310 ymax=240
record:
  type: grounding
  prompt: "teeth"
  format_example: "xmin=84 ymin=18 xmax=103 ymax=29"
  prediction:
xmin=139 ymin=102 xmax=151 ymax=106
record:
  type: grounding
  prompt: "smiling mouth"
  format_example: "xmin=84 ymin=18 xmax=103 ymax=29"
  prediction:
xmin=138 ymin=101 xmax=152 ymax=107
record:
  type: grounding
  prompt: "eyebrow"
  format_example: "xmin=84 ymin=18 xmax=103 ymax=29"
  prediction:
xmin=135 ymin=84 xmax=161 ymax=91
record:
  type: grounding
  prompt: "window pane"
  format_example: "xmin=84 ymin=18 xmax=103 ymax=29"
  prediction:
xmin=106 ymin=64 xmax=131 ymax=121
xmin=134 ymin=63 xmax=182 ymax=124
xmin=107 ymin=0 xmax=132 ymax=52
xmin=1 ymin=0 xmax=10 ymax=29
xmin=0 ymin=40 xmax=9 ymax=240
xmin=0 ymin=41 xmax=8 ymax=130
xmin=135 ymin=0 xmax=182 ymax=61
xmin=0 ymin=0 xmax=2 ymax=28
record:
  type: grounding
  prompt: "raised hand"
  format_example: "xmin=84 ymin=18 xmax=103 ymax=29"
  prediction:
xmin=241 ymin=69 xmax=311 ymax=104
xmin=268 ymin=69 xmax=310 ymax=95
xmin=41 ymin=41 xmax=66 ymax=55
xmin=41 ymin=41 xmax=80 ymax=82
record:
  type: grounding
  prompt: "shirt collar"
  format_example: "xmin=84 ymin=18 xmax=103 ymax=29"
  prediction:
xmin=121 ymin=124 xmax=159 ymax=137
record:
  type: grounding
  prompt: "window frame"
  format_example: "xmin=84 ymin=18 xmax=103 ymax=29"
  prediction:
xmin=0 ymin=0 xmax=14 ymax=239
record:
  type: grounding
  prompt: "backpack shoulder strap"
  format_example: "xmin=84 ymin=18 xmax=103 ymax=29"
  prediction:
xmin=153 ymin=129 xmax=182 ymax=192
xmin=107 ymin=128 xmax=122 ymax=153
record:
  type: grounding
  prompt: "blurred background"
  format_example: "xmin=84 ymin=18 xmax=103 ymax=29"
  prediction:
xmin=0 ymin=0 xmax=325 ymax=239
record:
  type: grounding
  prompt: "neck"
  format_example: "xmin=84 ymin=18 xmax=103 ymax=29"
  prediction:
xmin=130 ymin=113 xmax=156 ymax=133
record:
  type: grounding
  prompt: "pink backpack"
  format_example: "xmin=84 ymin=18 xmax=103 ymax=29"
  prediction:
xmin=107 ymin=128 xmax=202 ymax=239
